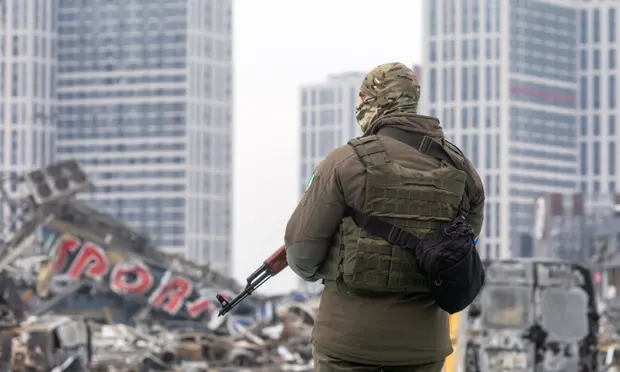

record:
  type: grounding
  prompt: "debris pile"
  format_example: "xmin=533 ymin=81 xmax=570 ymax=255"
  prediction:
xmin=90 ymin=323 xmax=179 ymax=371
xmin=0 ymin=160 xmax=318 ymax=370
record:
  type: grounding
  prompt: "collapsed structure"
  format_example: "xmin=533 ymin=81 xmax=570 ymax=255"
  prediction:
xmin=0 ymin=160 xmax=317 ymax=371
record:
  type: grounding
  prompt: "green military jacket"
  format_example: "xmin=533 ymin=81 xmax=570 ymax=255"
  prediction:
xmin=284 ymin=114 xmax=485 ymax=365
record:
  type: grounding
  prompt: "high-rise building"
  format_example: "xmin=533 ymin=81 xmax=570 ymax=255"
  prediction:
xmin=0 ymin=1 xmax=58 ymax=225
xmin=578 ymin=3 xmax=619 ymax=197
xmin=422 ymin=0 xmax=582 ymax=258
xmin=54 ymin=0 xmax=233 ymax=271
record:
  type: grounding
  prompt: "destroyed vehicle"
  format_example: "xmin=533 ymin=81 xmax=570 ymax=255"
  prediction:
xmin=177 ymin=331 xmax=265 ymax=367
xmin=0 ymin=314 xmax=91 ymax=372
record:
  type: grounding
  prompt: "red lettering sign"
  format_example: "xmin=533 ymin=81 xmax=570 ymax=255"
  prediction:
xmin=66 ymin=243 xmax=110 ymax=280
xmin=110 ymin=262 xmax=154 ymax=295
xmin=186 ymin=298 xmax=213 ymax=318
xmin=51 ymin=236 xmax=80 ymax=273
xmin=47 ymin=233 xmax=214 ymax=319
xmin=148 ymin=275 xmax=193 ymax=315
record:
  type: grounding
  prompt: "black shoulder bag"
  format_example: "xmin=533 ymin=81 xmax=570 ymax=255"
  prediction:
xmin=347 ymin=127 xmax=485 ymax=314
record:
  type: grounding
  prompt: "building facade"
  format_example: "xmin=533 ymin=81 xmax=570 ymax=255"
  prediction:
xmin=578 ymin=2 xmax=619 ymax=196
xmin=0 ymin=0 xmax=233 ymax=271
xmin=0 ymin=0 xmax=58 ymax=227
xmin=422 ymin=0 xmax=581 ymax=259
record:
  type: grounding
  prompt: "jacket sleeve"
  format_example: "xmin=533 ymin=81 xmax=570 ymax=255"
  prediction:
xmin=464 ymin=158 xmax=485 ymax=237
xmin=284 ymin=149 xmax=350 ymax=282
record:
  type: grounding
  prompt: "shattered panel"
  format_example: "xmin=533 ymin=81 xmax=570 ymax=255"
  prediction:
xmin=464 ymin=260 xmax=599 ymax=372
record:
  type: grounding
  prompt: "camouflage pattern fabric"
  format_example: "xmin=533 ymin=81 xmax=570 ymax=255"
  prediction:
xmin=355 ymin=62 xmax=421 ymax=133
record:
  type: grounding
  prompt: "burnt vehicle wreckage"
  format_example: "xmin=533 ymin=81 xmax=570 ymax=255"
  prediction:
xmin=0 ymin=160 xmax=613 ymax=371
xmin=453 ymin=259 xmax=600 ymax=372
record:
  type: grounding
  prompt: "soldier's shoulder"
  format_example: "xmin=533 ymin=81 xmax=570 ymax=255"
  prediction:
xmin=320 ymin=144 xmax=358 ymax=173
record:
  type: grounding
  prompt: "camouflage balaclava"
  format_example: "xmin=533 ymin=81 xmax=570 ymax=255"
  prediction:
xmin=355 ymin=62 xmax=421 ymax=133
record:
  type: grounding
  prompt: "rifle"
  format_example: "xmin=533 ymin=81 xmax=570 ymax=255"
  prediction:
xmin=216 ymin=244 xmax=288 ymax=316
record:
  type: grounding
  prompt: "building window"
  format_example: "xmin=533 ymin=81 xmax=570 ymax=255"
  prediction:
xmin=580 ymin=50 xmax=587 ymax=70
xmin=494 ymin=203 xmax=500 ymax=237
xmin=485 ymin=66 xmax=492 ymax=100
xmin=594 ymin=49 xmax=600 ymax=70
xmin=580 ymin=10 xmax=588 ymax=44
xmin=594 ymin=142 xmax=601 ymax=175
xmin=610 ymin=75 xmax=616 ymax=109
xmin=611 ymin=49 xmax=617 ymax=69
xmin=462 ymin=40 xmax=469 ymax=60
xmin=580 ymin=76 xmax=588 ymax=109
xmin=485 ymin=39 xmax=492 ymax=59
xmin=594 ymin=9 xmax=601 ymax=43
xmin=430 ymin=41 xmax=437 ymax=62
xmin=610 ymin=142 xmax=616 ymax=175
xmin=472 ymin=107 xmax=479 ymax=128
xmin=429 ymin=68 xmax=437 ymax=103
xmin=461 ymin=108 xmax=468 ymax=128
xmin=472 ymin=0 xmax=479 ymax=32
xmin=580 ymin=116 xmax=587 ymax=136
xmin=593 ymin=76 xmax=600 ymax=109
xmin=485 ymin=134 xmax=492 ymax=169
xmin=429 ymin=0 xmax=437 ymax=36
xmin=462 ymin=134 xmax=469 ymax=154
xmin=450 ymin=67 xmax=456 ymax=101
xmin=462 ymin=0 xmax=469 ymax=33
xmin=580 ymin=142 xmax=587 ymax=175
xmin=594 ymin=115 xmax=600 ymax=135
xmin=442 ymin=68 xmax=448 ymax=102
xmin=473 ymin=39 xmax=479 ymax=59
xmin=461 ymin=67 xmax=468 ymax=101
xmin=610 ymin=115 xmax=616 ymax=135
xmin=472 ymin=66 xmax=479 ymax=100
xmin=472 ymin=135 xmax=479 ymax=167
xmin=495 ymin=66 xmax=500 ymax=99
xmin=611 ymin=8 xmax=617 ymax=43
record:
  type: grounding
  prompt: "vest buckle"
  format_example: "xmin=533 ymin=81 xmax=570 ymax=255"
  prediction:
xmin=387 ymin=226 xmax=408 ymax=247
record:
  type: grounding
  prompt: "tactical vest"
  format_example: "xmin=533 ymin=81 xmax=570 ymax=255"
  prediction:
xmin=318 ymin=135 xmax=468 ymax=294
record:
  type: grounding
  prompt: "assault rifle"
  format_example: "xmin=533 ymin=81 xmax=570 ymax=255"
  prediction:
xmin=216 ymin=245 xmax=288 ymax=316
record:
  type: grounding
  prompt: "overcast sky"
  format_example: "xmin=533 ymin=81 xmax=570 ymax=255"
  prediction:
xmin=232 ymin=0 xmax=424 ymax=293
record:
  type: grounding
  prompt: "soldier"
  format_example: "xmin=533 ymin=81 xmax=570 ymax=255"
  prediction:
xmin=284 ymin=62 xmax=485 ymax=372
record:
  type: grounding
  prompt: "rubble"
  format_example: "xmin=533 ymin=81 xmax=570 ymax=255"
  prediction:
xmin=0 ymin=160 xmax=317 ymax=370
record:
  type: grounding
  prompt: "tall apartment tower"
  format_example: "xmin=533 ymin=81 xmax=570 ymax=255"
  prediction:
xmin=0 ymin=1 xmax=58 ymax=227
xmin=421 ymin=0 xmax=580 ymax=258
xmin=54 ymin=0 xmax=234 ymax=272
xmin=578 ymin=2 xmax=619 ymax=197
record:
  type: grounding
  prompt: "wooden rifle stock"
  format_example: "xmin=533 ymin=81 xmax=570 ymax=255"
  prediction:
xmin=216 ymin=244 xmax=288 ymax=316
